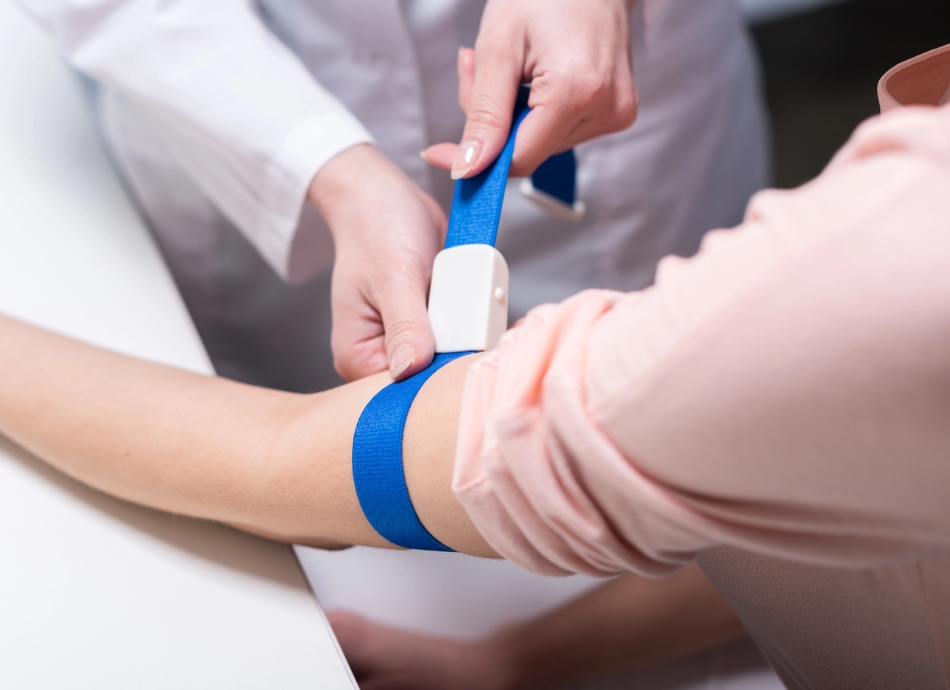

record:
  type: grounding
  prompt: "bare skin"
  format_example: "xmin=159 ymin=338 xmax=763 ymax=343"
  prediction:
xmin=0 ymin=312 xmax=488 ymax=555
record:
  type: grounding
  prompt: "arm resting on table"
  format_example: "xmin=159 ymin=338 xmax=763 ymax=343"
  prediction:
xmin=0 ymin=313 xmax=489 ymax=556
xmin=0 ymin=313 xmax=747 ymax=685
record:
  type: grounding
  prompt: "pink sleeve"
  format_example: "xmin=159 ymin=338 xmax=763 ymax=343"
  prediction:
xmin=453 ymin=105 xmax=950 ymax=578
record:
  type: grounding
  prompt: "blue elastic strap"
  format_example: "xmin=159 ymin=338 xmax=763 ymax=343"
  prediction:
xmin=352 ymin=352 xmax=470 ymax=552
xmin=444 ymin=96 xmax=530 ymax=248
xmin=352 ymin=86 xmax=574 ymax=551
xmin=445 ymin=87 xmax=575 ymax=246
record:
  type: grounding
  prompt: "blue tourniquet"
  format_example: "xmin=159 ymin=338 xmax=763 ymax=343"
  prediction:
xmin=351 ymin=86 xmax=575 ymax=551
xmin=351 ymin=352 xmax=470 ymax=551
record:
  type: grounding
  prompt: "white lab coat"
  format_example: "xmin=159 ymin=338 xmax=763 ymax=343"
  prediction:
xmin=17 ymin=0 xmax=769 ymax=391
xmin=17 ymin=0 xmax=778 ymax=686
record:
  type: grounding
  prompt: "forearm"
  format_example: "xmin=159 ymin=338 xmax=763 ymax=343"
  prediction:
xmin=0 ymin=314 xmax=491 ymax=554
xmin=491 ymin=564 xmax=745 ymax=689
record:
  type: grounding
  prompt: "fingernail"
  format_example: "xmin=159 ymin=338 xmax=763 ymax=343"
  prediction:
xmin=419 ymin=150 xmax=431 ymax=164
xmin=450 ymin=140 xmax=481 ymax=180
xmin=390 ymin=345 xmax=416 ymax=379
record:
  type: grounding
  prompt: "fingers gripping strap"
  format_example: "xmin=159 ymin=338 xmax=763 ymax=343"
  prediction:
xmin=445 ymin=87 xmax=580 ymax=249
xmin=444 ymin=104 xmax=529 ymax=248
xmin=352 ymin=352 xmax=470 ymax=552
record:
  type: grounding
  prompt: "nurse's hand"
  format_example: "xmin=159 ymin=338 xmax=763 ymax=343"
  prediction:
xmin=309 ymin=144 xmax=446 ymax=381
xmin=422 ymin=0 xmax=637 ymax=178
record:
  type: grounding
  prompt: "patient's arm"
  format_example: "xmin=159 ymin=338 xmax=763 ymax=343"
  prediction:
xmin=0 ymin=313 xmax=491 ymax=556
xmin=0 ymin=313 xmax=749 ymax=683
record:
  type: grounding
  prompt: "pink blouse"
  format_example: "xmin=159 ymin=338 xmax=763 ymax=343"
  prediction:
xmin=453 ymin=102 xmax=950 ymax=688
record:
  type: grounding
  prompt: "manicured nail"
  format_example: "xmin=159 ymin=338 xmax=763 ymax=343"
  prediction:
xmin=390 ymin=345 xmax=416 ymax=379
xmin=450 ymin=140 xmax=481 ymax=180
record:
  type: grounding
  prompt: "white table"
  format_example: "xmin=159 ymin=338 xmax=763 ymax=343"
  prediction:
xmin=0 ymin=4 xmax=355 ymax=687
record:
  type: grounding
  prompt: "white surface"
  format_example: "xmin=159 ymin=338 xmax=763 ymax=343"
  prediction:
xmin=428 ymin=244 xmax=509 ymax=354
xmin=0 ymin=3 xmax=354 ymax=687
xmin=737 ymin=0 xmax=857 ymax=23
xmin=297 ymin=546 xmax=609 ymax=640
xmin=296 ymin=550 xmax=787 ymax=690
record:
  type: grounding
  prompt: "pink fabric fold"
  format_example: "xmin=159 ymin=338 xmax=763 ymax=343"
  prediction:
xmin=453 ymin=104 xmax=950 ymax=578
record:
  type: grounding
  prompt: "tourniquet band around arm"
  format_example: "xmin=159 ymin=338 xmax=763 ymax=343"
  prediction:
xmin=350 ymin=87 xmax=578 ymax=551
xmin=352 ymin=352 xmax=471 ymax=551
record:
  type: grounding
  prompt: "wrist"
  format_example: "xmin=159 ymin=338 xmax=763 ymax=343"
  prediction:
xmin=307 ymin=143 xmax=380 ymax=234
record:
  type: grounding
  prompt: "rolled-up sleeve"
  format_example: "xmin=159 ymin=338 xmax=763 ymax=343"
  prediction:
xmin=17 ymin=0 xmax=374 ymax=279
xmin=454 ymin=105 xmax=950 ymax=577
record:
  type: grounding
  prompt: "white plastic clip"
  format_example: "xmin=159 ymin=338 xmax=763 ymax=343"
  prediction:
xmin=427 ymin=244 xmax=509 ymax=353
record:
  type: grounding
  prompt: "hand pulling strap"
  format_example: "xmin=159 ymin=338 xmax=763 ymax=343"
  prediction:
xmin=444 ymin=89 xmax=531 ymax=248
xmin=352 ymin=86 xmax=575 ymax=552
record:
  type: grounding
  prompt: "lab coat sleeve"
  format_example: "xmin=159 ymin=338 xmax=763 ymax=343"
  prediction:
xmin=16 ymin=0 xmax=374 ymax=279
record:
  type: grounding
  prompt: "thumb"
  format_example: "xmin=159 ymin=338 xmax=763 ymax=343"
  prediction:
xmin=378 ymin=272 xmax=436 ymax=381
xmin=457 ymin=46 xmax=476 ymax=114
xmin=450 ymin=41 xmax=522 ymax=180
